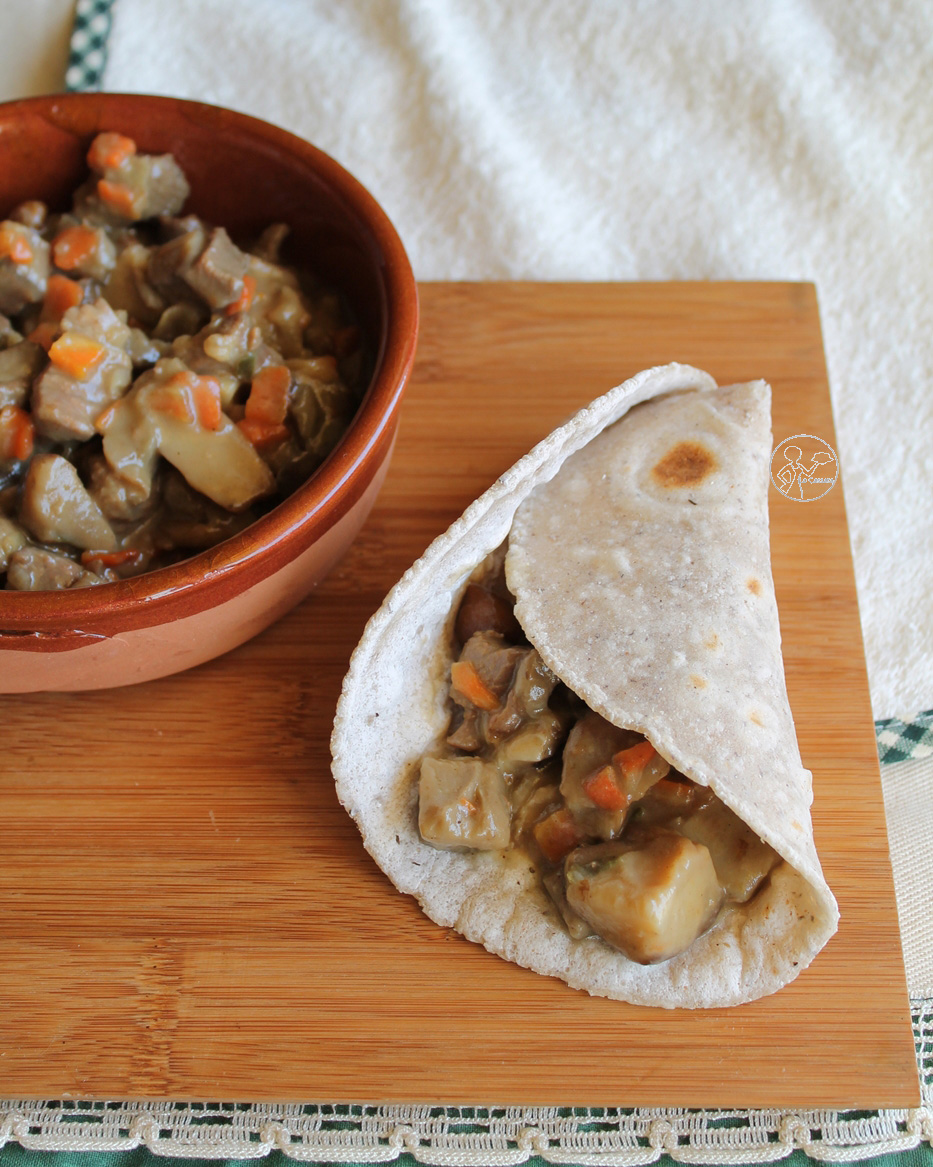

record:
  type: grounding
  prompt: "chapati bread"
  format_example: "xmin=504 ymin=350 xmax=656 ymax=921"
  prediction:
xmin=331 ymin=363 xmax=839 ymax=1008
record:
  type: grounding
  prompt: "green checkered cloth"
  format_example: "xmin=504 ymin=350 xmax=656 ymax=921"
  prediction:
xmin=876 ymin=710 xmax=933 ymax=765
xmin=64 ymin=0 xmax=116 ymax=93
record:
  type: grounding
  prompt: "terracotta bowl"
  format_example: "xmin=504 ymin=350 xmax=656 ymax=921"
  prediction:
xmin=0 ymin=93 xmax=418 ymax=692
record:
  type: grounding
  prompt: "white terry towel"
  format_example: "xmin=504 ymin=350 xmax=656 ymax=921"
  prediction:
xmin=99 ymin=0 xmax=933 ymax=724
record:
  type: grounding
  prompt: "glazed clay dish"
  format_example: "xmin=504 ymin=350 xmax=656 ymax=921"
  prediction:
xmin=0 ymin=93 xmax=418 ymax=692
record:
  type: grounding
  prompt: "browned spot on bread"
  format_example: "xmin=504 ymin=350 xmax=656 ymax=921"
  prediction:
xmin=749 ymin=711 xmax=764 ymax=726
xmin=747 ymin=577 xmax=762 ymax=596
xmin=652 ymin=440 xmax=718 ymax=487
xmin=705 ymin=633 xmax=720 ymax=651
xmin=690 ymin=674 xmax=707 ymax=689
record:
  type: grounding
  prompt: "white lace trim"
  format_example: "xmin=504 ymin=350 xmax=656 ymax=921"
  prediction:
xmin=0 ymin=999 xmax=929 ymax=1165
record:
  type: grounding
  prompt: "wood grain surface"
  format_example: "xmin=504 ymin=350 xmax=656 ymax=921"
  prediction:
xmin=0 ymin=282 xmax=918 ymax=1109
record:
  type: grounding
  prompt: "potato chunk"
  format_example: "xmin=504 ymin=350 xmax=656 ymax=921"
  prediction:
xmin=564 ymin=833 xmax=723 ymax=964
xmin=678 ymin=799 xmax=780 ymax=903
xmin=419 ymin=756 xmax=511 ymax=851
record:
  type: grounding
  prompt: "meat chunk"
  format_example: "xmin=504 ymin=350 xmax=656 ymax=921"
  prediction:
xmin=147 ymin=224 xmax=207 ymax=298
xmin=0 ymin=221 xmax=49 ymax=316
xmin=446 ymin=631 xmax=553 ymax=753
xmin=75 ymin=153 xmax=190 ymax=225
xmin=124 ymin=154 xmax=191 ymax=220
xmin=455 ymin=582 xmax=523 ymax=645
xmin=85 ymin=452 xmax=158 ymax=523
xmin=182 ymin=228 xmax=250 ymax=310
xmin=31 ymin=299 xmax=133 ymax=441
xmin=559 ymin=712 xmax=648 ymax=841
xmin=5 ymin=545 xmax=98 ymax=591
xmin=9 ymin=201 xmax=48 ymax=231
xmin=486 ymin=648 xmax=558 ymax=740
xmin=20 ymin=453 xmax=117 ymax=550
xmin=456 ymin=632 xmax=526 ymax=703
xmin=32 ymin=365 xmax=103 ymax=443
xmin=50 ymin=223 xmax=117 ymax=283
xmin=0 ymin=340 xmax=44 ymax=408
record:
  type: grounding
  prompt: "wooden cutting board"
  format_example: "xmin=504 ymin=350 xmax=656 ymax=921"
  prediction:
xmin=0 ymin=282 xmax=918 ymax=1110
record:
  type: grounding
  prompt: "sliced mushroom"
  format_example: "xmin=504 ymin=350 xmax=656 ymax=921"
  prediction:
xmin=19 ymin=453 xmax=117 ymax=551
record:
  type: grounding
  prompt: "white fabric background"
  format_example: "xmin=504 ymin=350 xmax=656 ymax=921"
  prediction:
xmin=0 ymin=0 xmax=73 ymax=102
xmin=96 ymin=0 xmax=933 ymax=722
xmin=882 ymin=754 xmax=933 ymax=997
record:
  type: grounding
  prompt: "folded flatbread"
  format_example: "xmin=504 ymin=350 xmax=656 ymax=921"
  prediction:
xmin=332 ymin=363 xmax=839 ymax=1008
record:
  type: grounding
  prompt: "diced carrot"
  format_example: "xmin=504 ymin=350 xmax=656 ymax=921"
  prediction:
xmin=51 ymin=225 xmax=99 ymax=271
xmin=41 ymin=274 xmax=84 ymax=321
xmin=0 ymin=405 xmax=35 ymax=462
xmin=87 ymin=132 xmax=137 ymax=173
xmin=192 ymin=376 xmax=223 ymax=430
xmin=224 ymin=273 xmax=256 ymax=316
xmin=150 ymin=374 xmax=197 ymax=424
xmin=48 ymin=332 xmax=108 ymax=380
xmin=80 ymin=548 xmax=144 ymax=569
xmin=450 ymin=659 xmax=500 ymax=712
xmin=533 ymin=807 xmax=586 ymax=865
xmin=582 ymin=765 xmax=629 ymax=812
xmin=157 ymin=390 xmax=195 ymax=424
xmin=27 ymin=321 xmax=59 ymax=351
xmin=612 ymin=740 xmax=657 ymax=777
xmin=236 ymin=417 xmax=290 ymax=450
xmin=94 ymin=401 xmax=119 ymax=433
xmin=97 ymin=178 xmax=139 ymax=219
xmin=0 ymin=223 xmax=33 ymax=264
xmin=165 ymin=371 xmax=197 ymax=389
xmin=245 ymin=364 xmax=290 ymax=425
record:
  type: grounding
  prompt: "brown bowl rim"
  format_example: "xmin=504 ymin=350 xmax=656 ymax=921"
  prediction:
xmin=0 ymin=93 xmax=418 ymax=634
